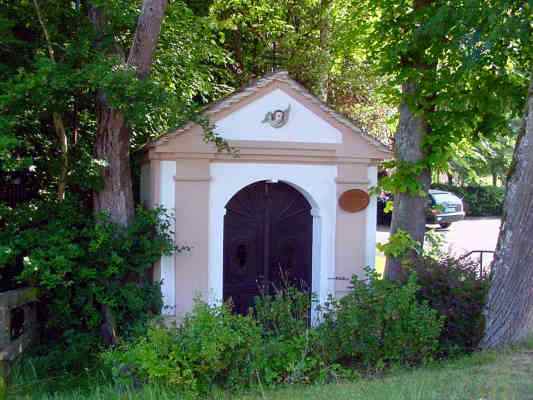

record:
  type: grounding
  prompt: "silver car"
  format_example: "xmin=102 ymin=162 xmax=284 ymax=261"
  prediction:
xmin=427 ymin=190 xmax=466 ymax=228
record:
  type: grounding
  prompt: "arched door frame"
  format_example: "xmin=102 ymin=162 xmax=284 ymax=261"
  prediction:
xmin=208 ymin=162 xmax=337 ymax=322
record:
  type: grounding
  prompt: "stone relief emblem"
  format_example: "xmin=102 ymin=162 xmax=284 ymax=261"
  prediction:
xmin=261 ymin=104 xmax=291 ymax=128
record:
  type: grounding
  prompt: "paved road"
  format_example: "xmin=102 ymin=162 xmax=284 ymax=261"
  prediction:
xmin=377 ymin=217 xmax=502 ymax=259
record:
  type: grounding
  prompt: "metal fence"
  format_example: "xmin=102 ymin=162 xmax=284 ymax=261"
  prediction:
xmin=460 ymin=250 xmax=495 ymax=278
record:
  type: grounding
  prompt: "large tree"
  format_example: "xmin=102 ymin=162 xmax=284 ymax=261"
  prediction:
xmin=349 ymin=0 xmax=527 ymax=279
xmin=482 ymin=74 xmax=533 ymax=347
xmin=90 ymin=0 xmax=168 ymax=226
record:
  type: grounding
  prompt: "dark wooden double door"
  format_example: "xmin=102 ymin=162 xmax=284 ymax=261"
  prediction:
xmin=223 ymin=181 xmax=312 ymax=314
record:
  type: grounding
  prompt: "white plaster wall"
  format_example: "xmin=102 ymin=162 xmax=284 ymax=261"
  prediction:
xmin=365 ymin=165 xmax=378 ymax=269
xmin=208 ymin=162 xmax=338 ymax=312
xmin=214 ymin=89 xmax=342 ymax=144
xmin=159 ymin=160 xmax=176 ymax=316
xmin=140 ymin=163 xmax=151 ymax=208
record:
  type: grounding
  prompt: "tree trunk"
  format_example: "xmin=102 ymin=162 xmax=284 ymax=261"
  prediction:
xmin=233 ymin=29 xmax=244 ymax=77
xmin=93 ymin=106 xmax=135 ymax=225
xmin=384 ymin=81 xmax=431 ymax=281
xmin=91 ymin=0 xmax=168 ymax=225
xmin=481 ymin=75 xmax=533 ymax=348
xmin=447 ymin=172 xmax=453 ymax=185
xmin=384 ymin=0 xmax=434 ymax=281
xmin=90 ymin=0 xmax=168 ymax=344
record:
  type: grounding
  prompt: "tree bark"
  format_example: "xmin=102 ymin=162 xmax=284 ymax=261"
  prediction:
xmin=384 ymin=81 xmax=431 ymax=281
xmin=91 ymin=0 xmax=168 ymax=226
xmin=481 ymin=75 xmax=533 ymax=348
xmin=447 ymin=172 xmax=453 ymax=185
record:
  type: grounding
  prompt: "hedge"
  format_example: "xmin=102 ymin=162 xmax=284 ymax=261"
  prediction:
xmin=431 ymin=184 xmax=505 ymax=217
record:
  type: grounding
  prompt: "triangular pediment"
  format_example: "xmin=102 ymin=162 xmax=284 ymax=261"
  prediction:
xmin=214 ymin=87 xmax=342 ymax=144
xmin=148 ymin=71 xmax=391 ymax=160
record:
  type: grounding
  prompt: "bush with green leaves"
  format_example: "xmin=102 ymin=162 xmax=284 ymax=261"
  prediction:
xmin=0 ymin=198 xmax=174 ymax=345
xmin=318 ymin=270 xmax=444 ymax=369
xmin=432 ymin=184 xmax=505 ymax=216
xmin=103 ymin=302 xmax=263 ymax=396
xmin=253 ymin=284 xmax=328 ymax=385
xmin=104 ymin=272 xmax=444 ymax=396
xmin=411 ymin=255 xmax=489 ymax=355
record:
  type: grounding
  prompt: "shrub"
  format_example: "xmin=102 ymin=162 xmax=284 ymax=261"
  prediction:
xmin=318 ymin=270 xmax=443 ymax=369
xmin=0 ymin=198 xmax=174 ymax=347
xmin=253 ymin=283 xmax=326 ymax=384
xmin=411 ymin=255 xmax=490 ymax=354
xmin=15 ymin=331 xmax=102 ymax=378
xmin=254 ymin=284 xmax=312 ymax=338
xmin=103 ymin=274 xmax=445 ymax=395
xmin=104 ymin=302 xmax=263 ymax=396
xmin=432 ymin=184 xmax=504 ymax=216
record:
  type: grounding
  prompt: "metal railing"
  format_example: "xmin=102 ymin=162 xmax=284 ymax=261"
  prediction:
xmin=460 ymin=250 xmax=495 ymax=278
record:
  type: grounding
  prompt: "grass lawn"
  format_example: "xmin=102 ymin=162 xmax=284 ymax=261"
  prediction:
xmin=7 ymin=340 xmax=533 ymax=399
xmin=236 ymin=345 xmax=533 ymax=400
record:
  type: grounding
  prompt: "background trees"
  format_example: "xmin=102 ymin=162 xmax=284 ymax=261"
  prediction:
xmin=0 ymin=0 xmax=228 ymax=208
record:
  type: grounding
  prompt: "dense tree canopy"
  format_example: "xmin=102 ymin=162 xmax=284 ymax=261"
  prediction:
xmin=0 ymin=0 xmax=398 ymax=202
xmin=0 ymin=0 xmax=229 ymax=201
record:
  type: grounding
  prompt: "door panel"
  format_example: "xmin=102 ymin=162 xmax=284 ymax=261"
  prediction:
xmin=223 ymin=181 xmax=312 ymax=314
xmin=269 ymin=183 xmax=312 ymax=292
xmin=223 ymin=182 xmax=266 ymax=315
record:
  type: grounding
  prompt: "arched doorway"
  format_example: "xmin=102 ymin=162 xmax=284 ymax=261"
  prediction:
xmin=223 ymin=180 xmax=313 ymax=314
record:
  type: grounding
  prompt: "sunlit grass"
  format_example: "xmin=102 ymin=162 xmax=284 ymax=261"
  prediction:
xmin=234 ymin=345 xmax=533 ymax=400
xmin=9 ymin=341 xmax=533 ymax=400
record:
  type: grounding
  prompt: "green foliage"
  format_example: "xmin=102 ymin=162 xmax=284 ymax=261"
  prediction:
xmin=253 ymin=283 xmax=327 ymax=385
xmin=0 ymin=0 xmax=230 ymax=196
xmin=206 ymin=0 xmax=397 ymax=144
xmin=377 ymin=229 xmax=419 ymax=260
xmin=432 ymin=184 xmax=505 ymax=216
xmin=104 ymin=289 xmax=330 ymax=396
xmin=351 ymin=0 xmax=530 ymax=195
xmin=444 ymin=134 xmax=517 ymax=186
xmin=104 ymin=273 xmax=443 ymax=396
xmin=412 ymin=255 xmax=490 ymax=355
xmin=254 ymin=282 xmax=313 ymax=339
xmin=422 ymin=230 xmax=446 ymax=261
xmin=318 ymin=270 xmax=443 ymax=369
xmin=379 ymin=160 xmax=428 ymax=196
xmin=19 ymin=331 xmax=103 ymax=378
xmin=0 ymin=199 xmax=173 ymax=338
xmin=104 ymin=302 xmax=263 ymax=396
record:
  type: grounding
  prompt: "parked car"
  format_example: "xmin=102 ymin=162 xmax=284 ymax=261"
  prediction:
xmin=377 ymin=189 xmax=466 ymax=229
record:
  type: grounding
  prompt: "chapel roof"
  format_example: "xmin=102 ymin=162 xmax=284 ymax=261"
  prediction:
xmin=147 ymin=70 xmax=391 ymax=154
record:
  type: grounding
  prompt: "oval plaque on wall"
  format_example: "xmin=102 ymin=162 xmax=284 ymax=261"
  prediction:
xmin=339 ymin=189 xmax=370 ymax=213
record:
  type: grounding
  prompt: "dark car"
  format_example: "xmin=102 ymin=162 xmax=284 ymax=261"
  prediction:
xmin=377 ymin=189 xmax=465 ymax=229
